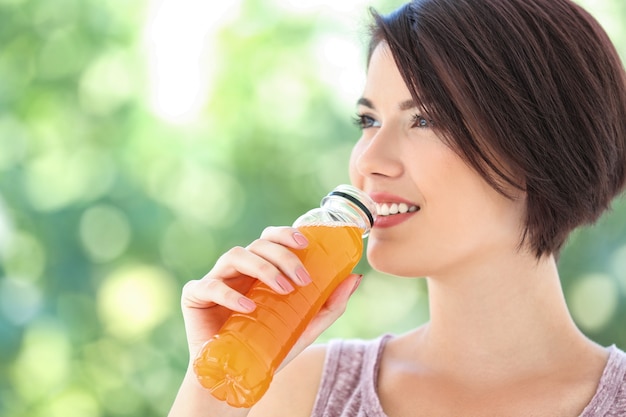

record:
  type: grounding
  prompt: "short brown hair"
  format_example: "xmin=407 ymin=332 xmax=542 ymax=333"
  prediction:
xmin=369 ymin=0 xmax=626 ymax=257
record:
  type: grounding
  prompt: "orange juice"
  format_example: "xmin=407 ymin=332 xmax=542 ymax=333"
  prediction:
xmin=193 ymin=224 xmax=364 ymax=408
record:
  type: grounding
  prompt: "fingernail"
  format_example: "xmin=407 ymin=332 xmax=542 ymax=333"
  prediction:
xmin=238 ymin=297 xmax=256 ymax=312
xmin=295 ymin=267 xmax=312 ymax=285
xmin=293 ymin=232 xmax=308 ymax=247
xmin=276 ymin=275 xmax=295 ymax=293
xmin=350 ymin=275 xmax=363 ymax=295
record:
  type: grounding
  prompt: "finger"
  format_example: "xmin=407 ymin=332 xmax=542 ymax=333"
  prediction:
xmin=181 ymin=278 xmax=256 ymax=314
xmin=210 ymin=246 xmax=295 ymax=295
xmin=297 ymin=274 xmax=362 ymax=349
xmin=259 ymin=226 xmax=309 ymax=249
xmin=246 ymin=238 xmax=312 ymax=287
xmin=305 ymin=273 xmax=362 ymax=338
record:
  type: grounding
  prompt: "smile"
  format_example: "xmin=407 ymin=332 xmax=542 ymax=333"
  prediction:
xmin=376 ymin=202 xmax=420 ymax=216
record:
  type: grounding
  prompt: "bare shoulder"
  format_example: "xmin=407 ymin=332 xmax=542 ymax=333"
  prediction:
xmin=249 ymin=344 xmax=328 ymax=417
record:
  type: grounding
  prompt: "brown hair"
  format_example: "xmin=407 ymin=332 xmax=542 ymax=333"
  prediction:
xmin=369 ymin=0 xmax=626 ymax=257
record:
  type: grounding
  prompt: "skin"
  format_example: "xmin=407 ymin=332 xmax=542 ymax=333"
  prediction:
xmin=169 ymin=43 xmax=609 ymax=417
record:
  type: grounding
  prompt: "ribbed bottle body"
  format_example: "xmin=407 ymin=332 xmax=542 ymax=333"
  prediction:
xmin=193 ymin=185 xmax=374 ymax=408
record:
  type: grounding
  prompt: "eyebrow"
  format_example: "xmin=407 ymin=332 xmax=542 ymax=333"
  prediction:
xmin=356 ymin=97 xmax=418 ymax=111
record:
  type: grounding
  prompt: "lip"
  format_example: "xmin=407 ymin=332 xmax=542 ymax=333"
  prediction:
xmin=374 ymin=211 xmax=417 ymax=228
xmin=369 ymin=191 xmax=420 ymax=229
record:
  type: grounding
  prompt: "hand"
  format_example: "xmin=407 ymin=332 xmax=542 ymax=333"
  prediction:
xmin=180 ymin=226 xmax=314 ymax=360
xmin=180 ymin=225 xmax=362 ymax=364
xmin=171 ymin=226 xmax=362 ymax=416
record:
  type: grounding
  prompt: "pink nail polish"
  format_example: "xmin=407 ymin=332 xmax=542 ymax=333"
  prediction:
xmin=293 ymin=232 xmax=308 ymax=247
xmin=350 ymin=275 xmax=363 ymax=295
xmin=238 ymin=297 xmax=256 ymax=312
xmin=276 ymin=275 xmax=295 ymax=293
xmin=295 ymin=267 xmax=312 ymax=285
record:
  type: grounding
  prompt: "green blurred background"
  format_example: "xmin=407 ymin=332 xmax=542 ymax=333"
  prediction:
xmin=0 ymin=0 xmax=625 ymax=415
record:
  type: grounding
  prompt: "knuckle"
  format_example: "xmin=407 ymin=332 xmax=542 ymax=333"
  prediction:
xmin=259 ymin=225 xmax=292 ymax=239
xmin=335 ymin=303 xmax=348 ymax=315
xmin=326 ymin=294 xmax=349 ymax=314
xmin=244 ymin=239 xmax=263 ymax=251
xmin=203 ymin=278 xmax=222 ymax=292
xmin=223 ymin=288 xmax=241 ymax=304
xmin=227 ymin=245 xmax=247 ymax=256
xmin=256 ymin=261 xmax=276 ymax=277
xmin=271 ymin=250 xmax=302 ymax=275
xmin=260 ymin=226 xmax=278 ymax=237
xmin=216 ymin=246 xmax=248 ymax=266
xmin=277 ymin=249 xmax=299 ymax=265
xmin=181 ymin=279 xmax=198 ymax=297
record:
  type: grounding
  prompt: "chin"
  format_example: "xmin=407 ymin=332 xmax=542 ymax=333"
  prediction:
xmin=366 ymin=244 xmax=430 ymax=278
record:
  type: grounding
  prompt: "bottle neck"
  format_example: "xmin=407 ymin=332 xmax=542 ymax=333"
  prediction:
xmin=292 ymin=185 xmax=376 ymax=237
xmin=325 ymin=190 xmax=375 ymax=228
xmin=320 ymin=185 xmax=375 ymax=237
xmin=319 ymin=199 xmax=371 ymax=236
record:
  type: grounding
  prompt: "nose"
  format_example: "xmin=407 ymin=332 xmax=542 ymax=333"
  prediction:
xmin=352 ymin=127 xmax=404 ymax=179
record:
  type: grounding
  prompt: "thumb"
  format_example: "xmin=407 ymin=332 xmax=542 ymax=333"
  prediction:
xmin=278 ymin=274 xmax=363 ymax=371
xmin=298 ymin=273 xmax=363 ymax=347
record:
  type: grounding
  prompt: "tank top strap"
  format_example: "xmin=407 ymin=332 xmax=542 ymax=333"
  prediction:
xmin=311 ymin=334 xmax=392 ymax=417
xmin=360 ymin=334 xmax=393 ymax=414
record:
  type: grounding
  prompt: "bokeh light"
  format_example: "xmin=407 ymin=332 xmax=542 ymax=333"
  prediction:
xmin=143 ymin=0 xmax=243 ymax=124
xmin=611 ymin=245 xmax=626 ymax=294
xmin=45 ymin=388 xmax=101 ymax=417
xmin=569 ymin=273 xmax=620 ymax=332
xmin=1 ymin=232 xmax=46 ymax=282
xmin=79 ymin=204 xmax=132 ymax=263
xmin=24 ymin=147 xmax=116 ymax=211
xmin=0 ymin=278 xmax=42 ymax=326
xmin=97 ymin=264 xmax=177 ymax=340
xmin=0 ymin=0 xmax=624 ymax=416
xmin=10 ymin=318 xmax=72 ymax=401
xmin=79 ymin=49 xmax=136 ymax=116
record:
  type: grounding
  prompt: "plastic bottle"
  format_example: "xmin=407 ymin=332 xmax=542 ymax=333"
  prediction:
xmin=193 ymin=184 xmax=376 ymax=408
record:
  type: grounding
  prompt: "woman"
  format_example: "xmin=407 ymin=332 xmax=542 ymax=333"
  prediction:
xmin=170 ymin=0 xmax=626 ymax=415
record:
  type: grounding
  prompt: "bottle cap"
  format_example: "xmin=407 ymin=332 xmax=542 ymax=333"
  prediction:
xmin=324 ymin=184 xmax=376 ymax=229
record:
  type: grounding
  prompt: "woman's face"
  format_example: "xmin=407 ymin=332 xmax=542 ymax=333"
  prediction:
xmin=350 ymin=43 xmax=526 ymax=278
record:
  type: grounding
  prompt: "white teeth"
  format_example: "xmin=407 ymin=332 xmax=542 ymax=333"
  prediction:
xmin=376 ymin=202 xmax=419 ymax=216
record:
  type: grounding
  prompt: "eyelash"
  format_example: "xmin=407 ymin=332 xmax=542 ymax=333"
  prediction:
xmin=352 ymin=114 xmax=377 ymax=130
xmin=411 ymin=114 xmax=434 ymax=128
xmin=352 ymin=113 xmax=434 ymax=130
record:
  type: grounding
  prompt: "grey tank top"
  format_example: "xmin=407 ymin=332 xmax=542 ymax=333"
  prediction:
xmin=311 ymin=335 xmax=626 ymax=416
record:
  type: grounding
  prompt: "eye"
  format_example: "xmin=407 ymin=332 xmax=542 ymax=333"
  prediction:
xmin=411 ymin=114 xmax=434 ymax=128
xmin=352 ymin=113 xmax=381 ymax=130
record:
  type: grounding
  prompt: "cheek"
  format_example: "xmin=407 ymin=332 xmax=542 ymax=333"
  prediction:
xmin=348 ymin=141 xmax=364 ymax=186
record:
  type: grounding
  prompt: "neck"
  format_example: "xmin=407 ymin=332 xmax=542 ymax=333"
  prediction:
xmin=417 ymin=250 xmax=592 ymax=382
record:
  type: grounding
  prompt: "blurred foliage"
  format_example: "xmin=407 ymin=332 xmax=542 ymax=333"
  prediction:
xmin=0 ymin=0 xmax=624 ymax=416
